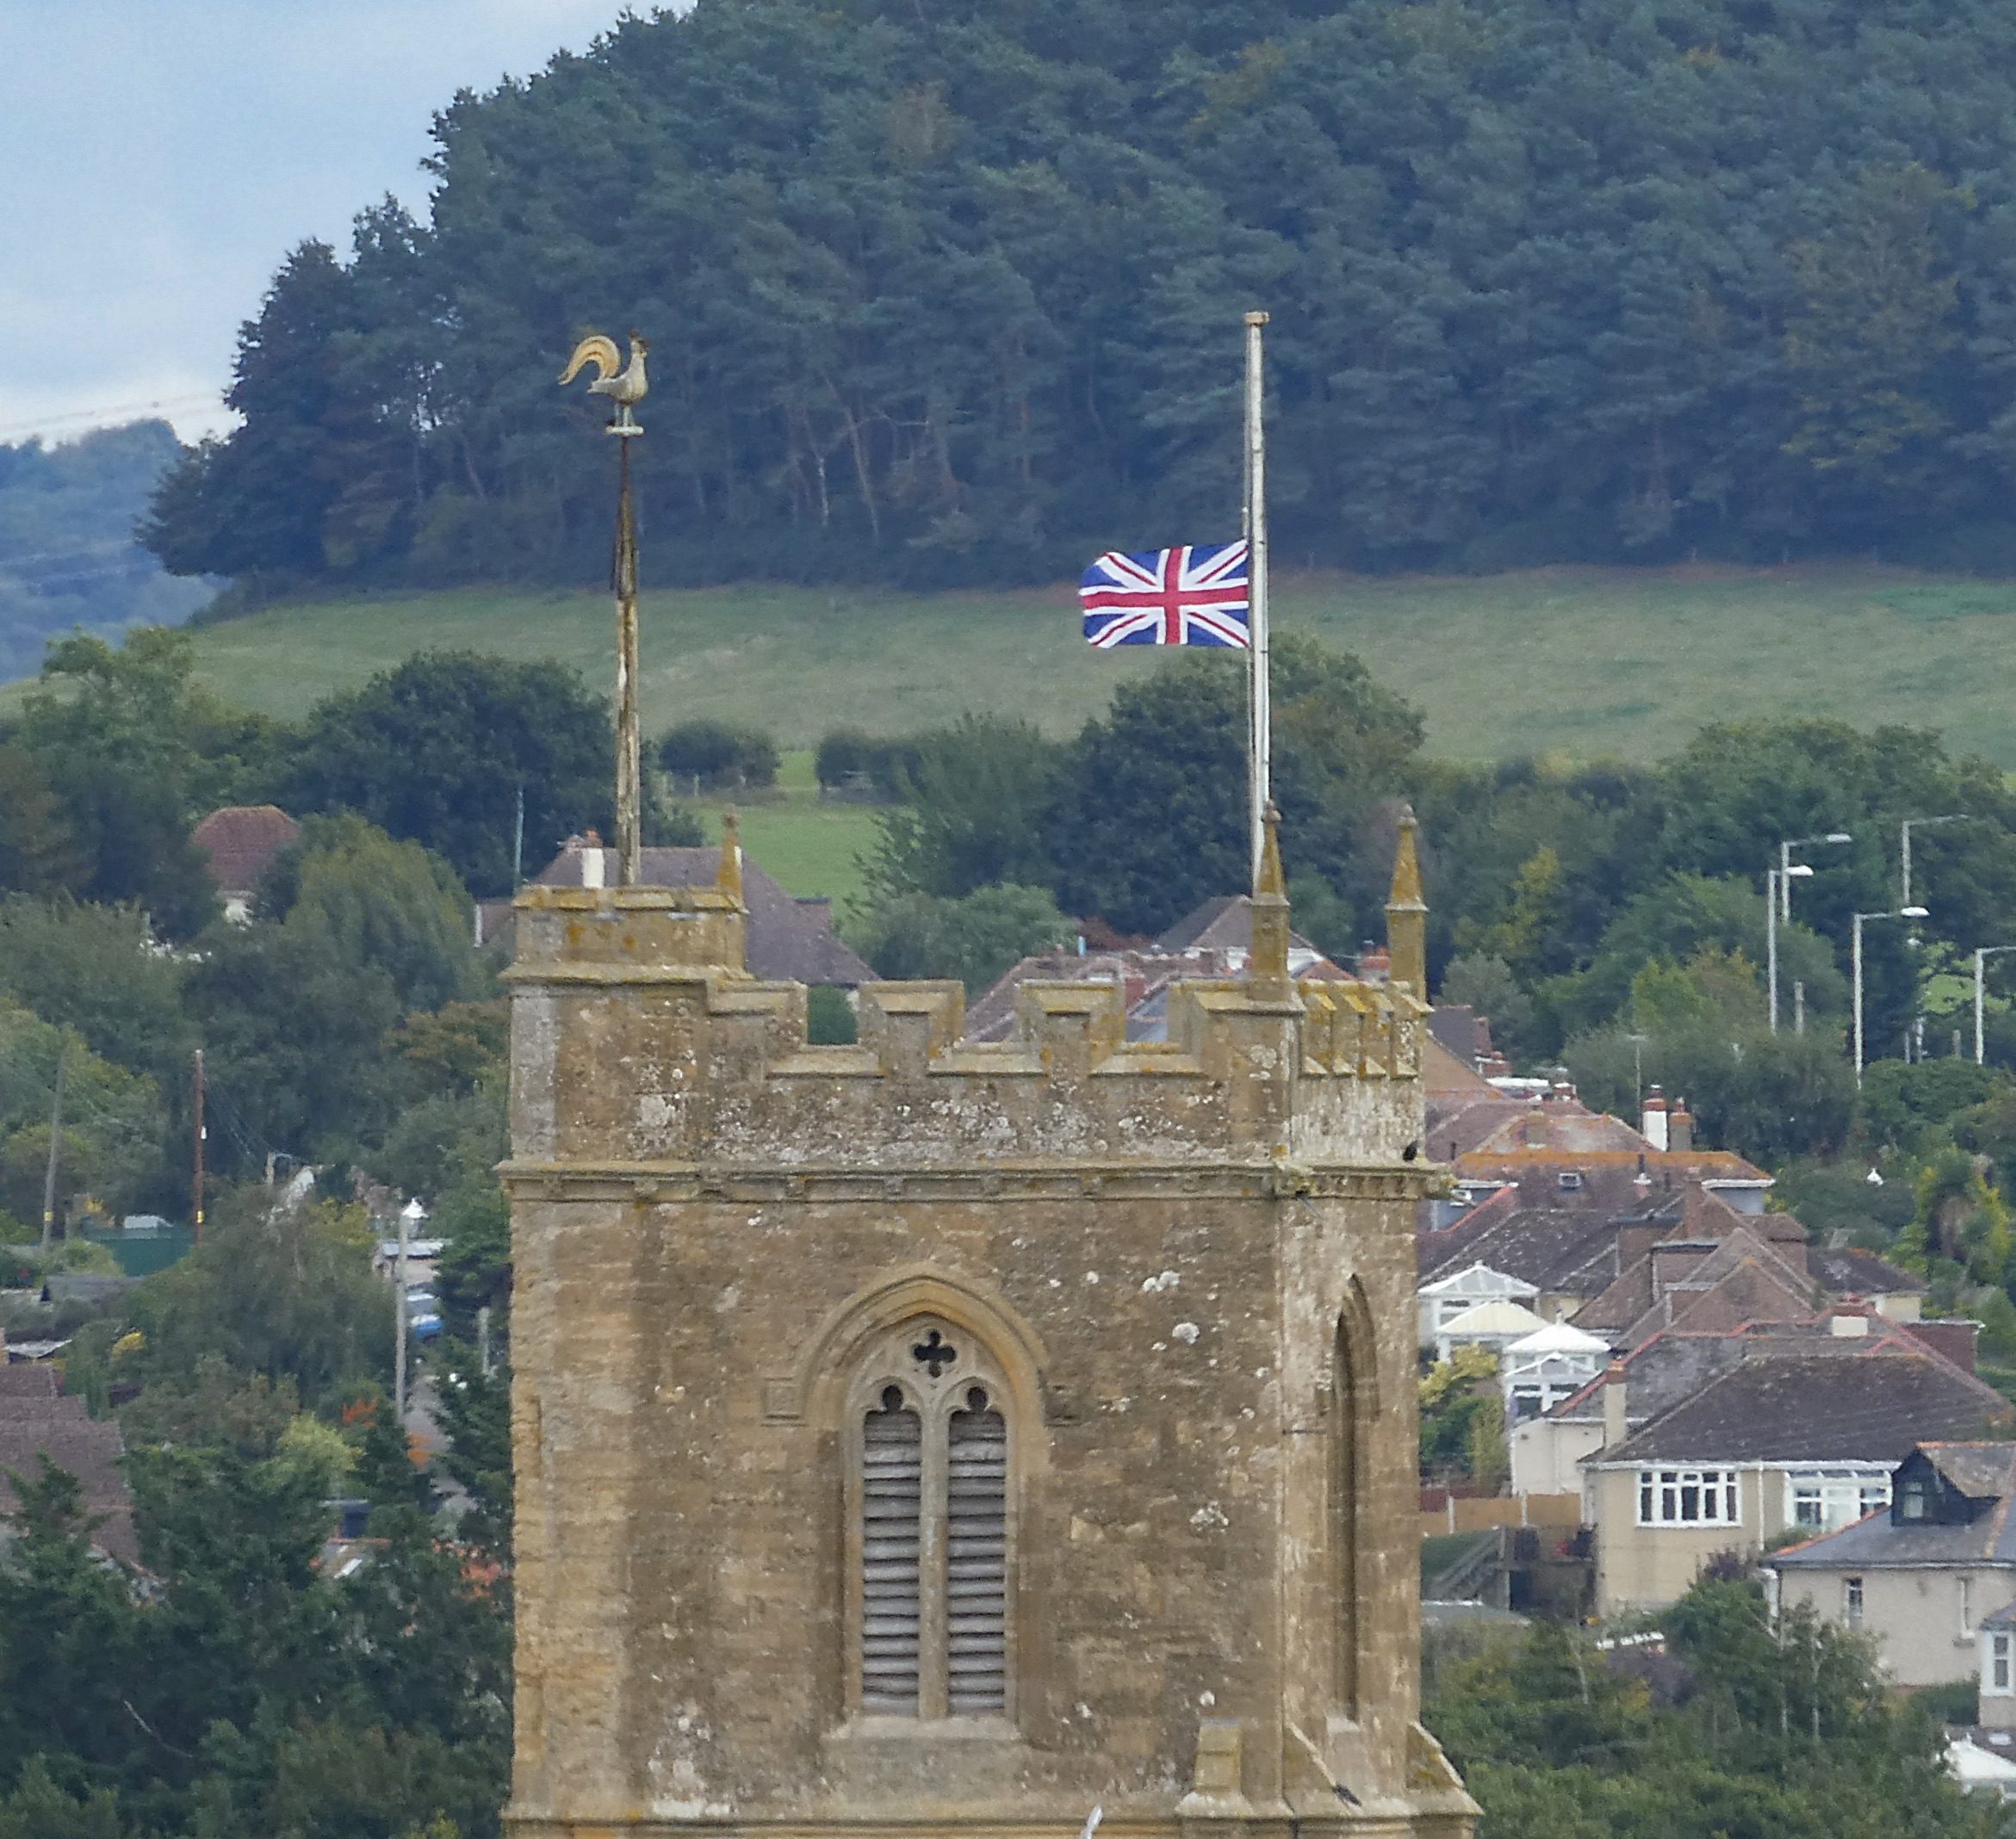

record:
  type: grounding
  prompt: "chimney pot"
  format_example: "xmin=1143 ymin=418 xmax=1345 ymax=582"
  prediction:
xmin=1603 ymin=1357 xmax=1628 ymax=1446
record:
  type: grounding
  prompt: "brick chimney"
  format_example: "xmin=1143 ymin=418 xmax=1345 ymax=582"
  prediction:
xmin=1641 ymin=1086 xmax=1669 ymax=1151
xmin=1668 ymin=1097 xmax=1694 ymax=1153
xmin=1603 ymin=1358 xmax=1628 ymax=1446
xmin=1903 ymin=1317 xmax=1981 ymax=1374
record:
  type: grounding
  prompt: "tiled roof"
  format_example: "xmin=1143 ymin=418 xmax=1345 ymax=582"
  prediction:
xmin=0 ymin=1388 xmax=134 ymax=1563
xmin=1546 ymin=1328 xmax=1758 ymax=1427
xmin=1574 ymin=1213 xmax=1814 ymax=1342
xmin=1423 ymin=1034 xmax=1495 ymax=1099
xmin=964 ymin=950 xmax=1200 ymax=1044
xmin=0 ymin=1365 xmax=59 ymax=1399
xmin=1596 ymin=1347 xmax=2011 ymax=1465
xmin=190 ymin=805 xmax=300 ymax=898
xmin=1808 ymin=1245 xmax=1926 ymax=1297
xmin=1771 ymin=1445 xmax=2016 ymax=1571
xmin=1418 ymin=1201 xmax=1622 ymax=1298
xmin=1924 ymin=1441 xmax=2016 ymax=1500
xmin=534 ymin=844 xmax=875 ymax=986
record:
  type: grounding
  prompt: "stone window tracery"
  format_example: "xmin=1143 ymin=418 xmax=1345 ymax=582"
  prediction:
xmin=848 ymin=1318 xmax=1012 ymax=1721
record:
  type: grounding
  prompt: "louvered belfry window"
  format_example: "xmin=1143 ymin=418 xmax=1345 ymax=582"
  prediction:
xmin=860 ymin=1387 xmax=924 ymax=1712
xmin=945 ymin=1387 xmax=1008 ymax=1713
xmin=852 ymin=1323 xmax=1013 ymax=1720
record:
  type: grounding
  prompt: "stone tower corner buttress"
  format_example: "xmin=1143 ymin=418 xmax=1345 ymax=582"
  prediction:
xmin=501 ymin=851 xmax=1475 ymax=1838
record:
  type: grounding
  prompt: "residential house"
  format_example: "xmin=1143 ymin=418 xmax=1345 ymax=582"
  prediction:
xmin=1501 ymin=1321 xmax=1609 ymax=1421
xmin=514 ymin=836 xmax=875 ymax=988
xmin=1430 ymin=1297 xmax=1550 ymax=1365
xmin=1945 ymin=1723 xmax=2016 ymax=1799
xmin=1766 ymin=1443 xmax=2016 ymax=1687
xmin=1981 ymin=1597 xmax=2016 ymax=1727
xmin=191 ymin=804 xmax=301 ymax=923
xmin=1418 ymin=1190 xmax=1626 ymax=1324
xmin=1417 ymin=1260 xmax=1539 ymax=1352
xmin=1446 ymin=1103 xmax=1775 ymax=1216
xmin=1808 ymin=1243 xmax=1927 ymax=1323
xmin=1152 ymin=894 xmax=1341 ymax=978
xmin=1512 ymin=1329 xmax=1753 ymax=1497
xmin=1588 ymin=1342 xmax=2010 ymax=1615
xmin=0 ymin=1362 xmax=134 ymax=1562
xmin=965 ymin=928 xmax=1355 ymax=1048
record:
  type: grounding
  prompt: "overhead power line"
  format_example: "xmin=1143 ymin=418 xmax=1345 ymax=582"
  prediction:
xmin=0 ymin=394 xmax=225 ymax=443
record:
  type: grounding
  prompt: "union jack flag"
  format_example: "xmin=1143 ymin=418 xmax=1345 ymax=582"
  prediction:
xmin=1079 ymin=542 xmax=1251 ymax=648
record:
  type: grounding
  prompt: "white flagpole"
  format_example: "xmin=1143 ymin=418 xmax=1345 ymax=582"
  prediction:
xmin=1244 ymin=310 xmax=1271 ymax=889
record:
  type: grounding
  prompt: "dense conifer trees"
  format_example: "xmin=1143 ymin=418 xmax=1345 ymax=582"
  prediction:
xmin=145 ymin=0 xmax=2016 ymax=593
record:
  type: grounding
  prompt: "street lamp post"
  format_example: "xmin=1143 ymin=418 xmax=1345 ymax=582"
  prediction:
xmin=1767 ymin=863 xmax=1816 ymax=1033
xmin=1975 ymin=946 xmax=2016 ymax=1064
xmin=1779 ymin=831 xmax=1852 ymax=921
xmin=1853 ymin=907 xmax=1929 ymax=1086
xmin=395 ymin=1197 xmax=426 ymax=1424
xmin=1901 ymin=814 xmax=1965 ymax=910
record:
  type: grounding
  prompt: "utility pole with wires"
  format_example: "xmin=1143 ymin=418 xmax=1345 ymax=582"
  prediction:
xmin=191 ymin=1048 xmax=205 ymax=1245
xmin=39 ymin=1041 xmax=66 ymax=1249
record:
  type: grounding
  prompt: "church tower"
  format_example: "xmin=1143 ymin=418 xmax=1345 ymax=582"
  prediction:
xmin=502 ymin=815 xmax=1475 ymax=1839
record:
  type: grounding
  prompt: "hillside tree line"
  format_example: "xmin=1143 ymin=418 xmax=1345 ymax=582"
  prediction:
xmin=146 ymin=0 xmax=2016 ymax=595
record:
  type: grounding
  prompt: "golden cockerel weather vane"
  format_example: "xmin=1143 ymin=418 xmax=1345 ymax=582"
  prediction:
xmin=561 ymin=331 xmax=650 ymax=884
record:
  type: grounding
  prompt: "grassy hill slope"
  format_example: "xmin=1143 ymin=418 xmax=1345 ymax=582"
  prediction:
xmin=127 ymin=564 xmax=2016 ymax=768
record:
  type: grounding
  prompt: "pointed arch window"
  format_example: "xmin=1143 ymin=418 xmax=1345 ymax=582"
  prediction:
xmin=848 ymin=1319 xmax=1013 ymax=1720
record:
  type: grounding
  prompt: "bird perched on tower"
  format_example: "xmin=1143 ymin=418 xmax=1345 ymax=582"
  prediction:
xmin=560 ymin=331 xmax=649 ymax=433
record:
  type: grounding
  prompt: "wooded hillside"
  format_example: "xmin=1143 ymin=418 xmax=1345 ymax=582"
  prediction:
xmin=146 ymin=0 xmax=2016 ymax=593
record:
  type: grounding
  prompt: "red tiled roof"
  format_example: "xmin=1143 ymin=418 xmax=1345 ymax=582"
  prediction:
xmin=191 ymin=805 xmax=300 ymax=898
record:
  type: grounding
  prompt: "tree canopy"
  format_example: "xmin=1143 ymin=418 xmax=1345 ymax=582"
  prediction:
xmin=146 ymin=0 xmax=2016 ymax=595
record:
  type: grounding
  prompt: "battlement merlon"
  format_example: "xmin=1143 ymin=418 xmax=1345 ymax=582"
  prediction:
xmin=504 ymin=885 xmax=1428 ymax=1173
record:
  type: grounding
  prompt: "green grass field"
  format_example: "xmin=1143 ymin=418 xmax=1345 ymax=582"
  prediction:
xmin=695 ymin=751 xmax=884 ymax=908
xmin=102 ymin=562 xmax=2016 ymax=767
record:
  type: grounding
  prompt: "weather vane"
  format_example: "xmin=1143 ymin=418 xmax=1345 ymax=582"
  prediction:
xmin=561 ymin=331 xmax=652 ymax=883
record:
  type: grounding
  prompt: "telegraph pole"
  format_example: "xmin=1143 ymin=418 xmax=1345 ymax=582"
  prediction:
xmin=191 ymin=1048 xmax=205 ymax=1245
xmin=39 ymin=1042 xmax=66 ymax=1249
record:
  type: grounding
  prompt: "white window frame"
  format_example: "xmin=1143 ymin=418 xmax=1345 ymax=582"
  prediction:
xmin=1788 ymin=1467 xmax=1891 ymax=1535
xmin=1845 ymin=1576 xmax=1864 ymax=1628
xmin=1636 ymin=1466 xmax=1741 ymax=1527
xmin=1988 ymin=1632 xmax=2013 ymax=1696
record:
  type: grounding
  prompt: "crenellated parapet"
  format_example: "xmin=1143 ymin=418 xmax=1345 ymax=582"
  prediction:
xmin=503 ymin=882 xmax=1425 ymax=1179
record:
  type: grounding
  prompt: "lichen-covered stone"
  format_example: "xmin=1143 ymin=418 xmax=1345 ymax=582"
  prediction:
xmin=505 ymin=882 xmax=1476 ymax=1839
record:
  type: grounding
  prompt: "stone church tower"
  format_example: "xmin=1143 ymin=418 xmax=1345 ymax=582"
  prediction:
xmin=502 ymin=813 xmax=1475 ymax=1839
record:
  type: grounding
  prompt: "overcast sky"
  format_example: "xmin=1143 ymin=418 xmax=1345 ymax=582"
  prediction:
xmin=0 ymin=1 xmax=633 ymax=449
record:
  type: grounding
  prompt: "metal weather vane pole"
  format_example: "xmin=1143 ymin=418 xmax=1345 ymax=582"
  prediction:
xmin=561 ymin=330 xmax=651 ymax=885
xmin=1243 ymin=310 xmax=1272 ymax=891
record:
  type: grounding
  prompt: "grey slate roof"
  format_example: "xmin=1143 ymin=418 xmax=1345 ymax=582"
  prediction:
xmin=535 ymin=844 xmax=875 ymax=986
xmin=1546 ymin=1329 xmax=1759 ymax=1427
xmin=1418 ymin=1203 xmax=1622 ymax=1298
xmin=1771 ymin=1445 xmax=2016 ymax=1572
xmin=1808 ymin=1245 xmax=1926 ymax=1297
xmin=1597 ymin=1348 xmax=2011 ymax=1466
xmin=1925 ymin=1442 xmax=2016 ymax=1500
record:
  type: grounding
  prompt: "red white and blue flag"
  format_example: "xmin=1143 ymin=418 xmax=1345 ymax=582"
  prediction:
xmin=1079 ymin=541 xmax=1251 ymax=648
